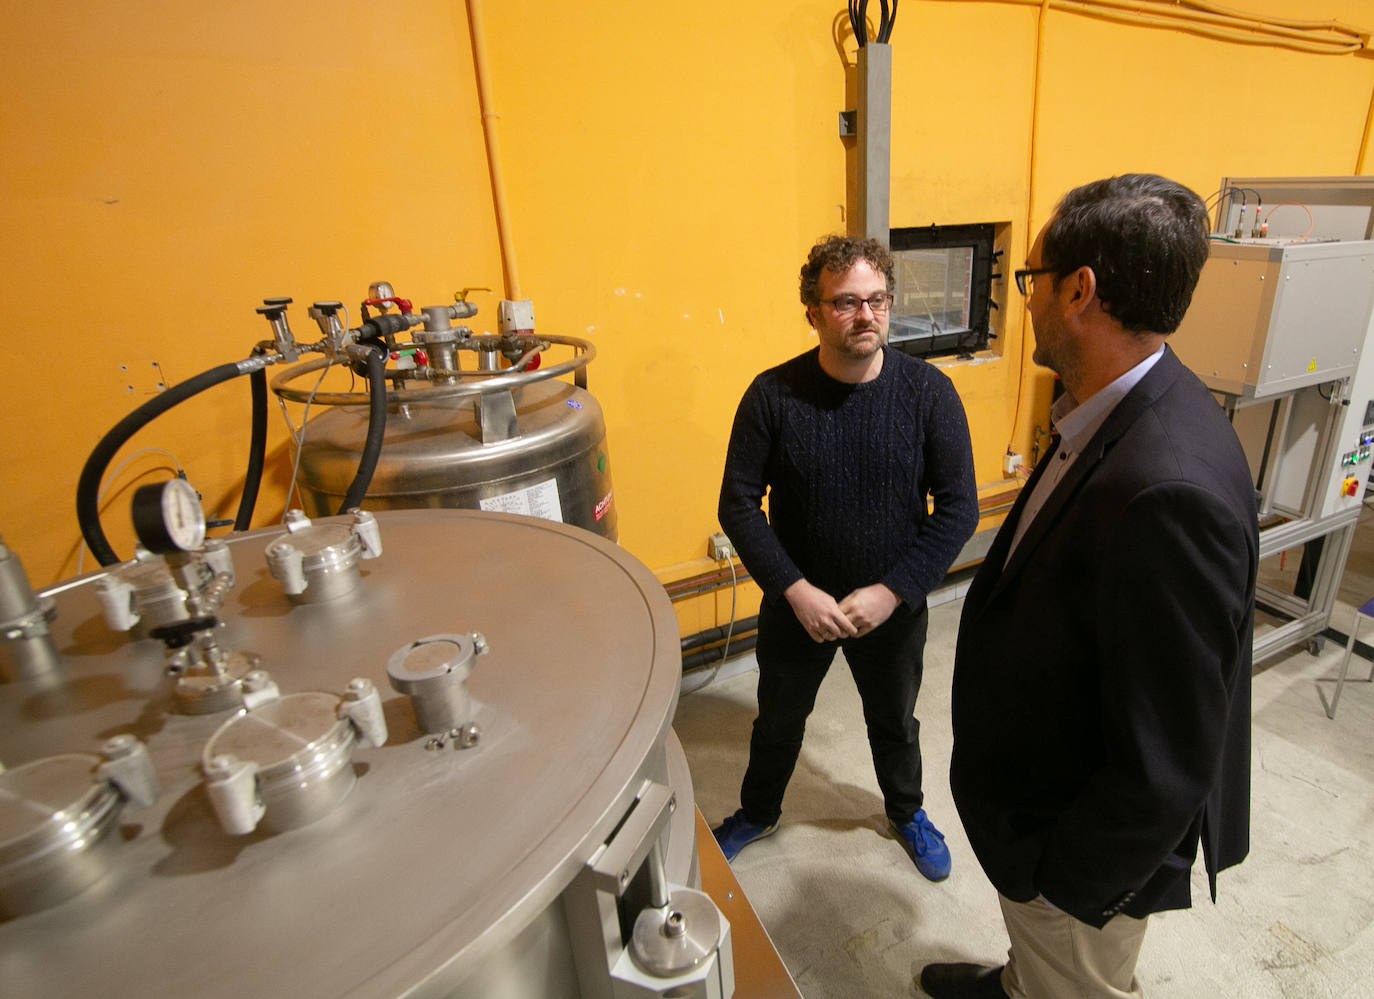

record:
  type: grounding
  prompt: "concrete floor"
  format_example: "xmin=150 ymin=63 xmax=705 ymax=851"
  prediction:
xmin=673 ymin=506 xmax=1374 ymax=999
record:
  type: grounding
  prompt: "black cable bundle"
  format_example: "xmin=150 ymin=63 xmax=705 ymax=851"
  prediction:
xmin=849 ymin=0 xmax=898 ymax=46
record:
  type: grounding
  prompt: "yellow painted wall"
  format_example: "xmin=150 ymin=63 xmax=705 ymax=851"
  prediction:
xmin=4 ymin=1 xmax=1374 ymax=647
xmin=0 ymin=0 xmax=502 ymax=583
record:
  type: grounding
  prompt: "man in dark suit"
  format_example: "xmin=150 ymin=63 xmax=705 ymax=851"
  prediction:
xmin=920 ymin=174 xmax=1258 ymax=999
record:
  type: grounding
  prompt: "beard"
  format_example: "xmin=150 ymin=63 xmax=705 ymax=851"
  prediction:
xmin=1031 ymin=338 xmax=1056 ymax=372
xmin=836 ymin=324 xmax=885 ymax=359
xmin=1031 ymin=314 xmax=1085 ymax=389
xmin=1030 ymin=312 xmax=1066 ymax=375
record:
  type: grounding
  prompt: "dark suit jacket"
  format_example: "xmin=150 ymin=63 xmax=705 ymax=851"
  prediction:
xmin=951 ymin=345 xmax=1258 ymax=929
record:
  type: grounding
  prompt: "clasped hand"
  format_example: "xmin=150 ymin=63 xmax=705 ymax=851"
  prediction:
xmin=783 ymin=579 xmax=899 ymax=643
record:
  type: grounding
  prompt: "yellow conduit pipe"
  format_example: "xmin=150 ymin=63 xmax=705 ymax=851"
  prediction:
xmin=1000 ymin=0 xmax=1372 ymax=451
xmin=1359 ymin=82 xmax=1374 ymax=175
xmin=466 ymin=0 xmax=522 ymax=301
xmin=930 ymin=0 xmax=1369 ymax=54
xmin=1006 ymin=0 xmax=1053 ymax=454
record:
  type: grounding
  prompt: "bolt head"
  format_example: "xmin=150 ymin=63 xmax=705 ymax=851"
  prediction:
xmin=206 ymin=754 xmax=238 ymax=777
xmin=103 ymin=734 xmax=136 ymax=758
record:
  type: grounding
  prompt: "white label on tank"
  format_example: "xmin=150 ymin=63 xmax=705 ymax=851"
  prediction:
xmin=479 ymin=478 xmax=564 ymax=523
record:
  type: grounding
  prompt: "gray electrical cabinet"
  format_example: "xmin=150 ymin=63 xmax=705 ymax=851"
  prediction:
xmin=1173 ymin=240 xmax=1374 ymax=401
xmin=1169 ymin=176 xmax=1374 ymax=678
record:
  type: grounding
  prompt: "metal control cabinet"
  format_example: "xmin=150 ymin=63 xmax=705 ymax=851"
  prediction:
xmin=1171 ymin=177 xmax=1374 ymax=670
xmin=1173 ymin=240 xmax=1374 ymax=401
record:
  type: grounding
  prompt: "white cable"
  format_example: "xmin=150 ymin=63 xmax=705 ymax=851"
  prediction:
xmin=681 ymin=553 xmax=741 ymax=696
xmin=719 ymin=555 xmax=738 ymax=663
xmin=278 ymin=303 xmax=354 ymax=520
xmin=279 ymin=362 xmax=331 ymax=521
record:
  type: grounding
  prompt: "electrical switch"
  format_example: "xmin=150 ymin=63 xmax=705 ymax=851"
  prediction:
xmin=1342 ymin=476 xmax=1359 ymax=497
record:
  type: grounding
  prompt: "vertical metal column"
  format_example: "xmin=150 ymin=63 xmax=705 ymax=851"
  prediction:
xmin=856 ymin=42 xmax=891 ymax=246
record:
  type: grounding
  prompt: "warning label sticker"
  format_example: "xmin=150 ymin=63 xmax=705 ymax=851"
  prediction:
xmin=479 ymin=478 xmax=564 ymax=523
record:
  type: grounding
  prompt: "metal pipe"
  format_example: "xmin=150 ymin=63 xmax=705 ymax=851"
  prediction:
xmin=271 ymin=335 xmax=595 ymax=407
xmin=681 ymin=616 xmax=758 ymax=652
xmin=681 ymin=634 xmax=758 ymax=671
xmin=0 ymin=539 xmax=58 ymax=682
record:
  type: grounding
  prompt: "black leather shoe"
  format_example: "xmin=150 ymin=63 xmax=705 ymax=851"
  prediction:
xmin=918 ymin=962 xmax=1011 ymax=999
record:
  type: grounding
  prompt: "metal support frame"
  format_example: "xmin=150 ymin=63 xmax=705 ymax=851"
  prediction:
xmin=1234 ymin=378 xmax=1365 ymax=666
xmin=1254 ymin=516 xmax=1358 ymax=665
xmin=1322 ymin=598 xmax=1374 ymax=717
xmin=855 ymin=43 xmax=891 ymax=245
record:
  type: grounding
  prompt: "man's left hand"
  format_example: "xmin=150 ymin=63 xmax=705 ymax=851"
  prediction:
xmin=838 ymin=584 xmax=900 ymax=636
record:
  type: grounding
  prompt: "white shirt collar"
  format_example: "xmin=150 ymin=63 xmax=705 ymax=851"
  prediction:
xmin=1050 ymin=344 xmax=1166 ymax=453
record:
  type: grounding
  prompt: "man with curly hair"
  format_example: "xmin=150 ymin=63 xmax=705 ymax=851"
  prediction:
xmin=712 ymin=234 xmax=978 ymax=881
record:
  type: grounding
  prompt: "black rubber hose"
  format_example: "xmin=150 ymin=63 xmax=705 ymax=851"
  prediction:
xmin=682 ymin=633 xmax=758 ymax=672
xmin=681 ymin=616 xmax=759 ymax=653
xmin=337 ymin=346 xmax=388 ymax=513
xmin=233 ymin=363 xmax=269 ymax=531
xmin=77 ymin=361 xmax=247 ymax=566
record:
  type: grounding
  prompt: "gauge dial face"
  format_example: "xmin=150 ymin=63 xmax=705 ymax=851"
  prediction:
xmin=161 ymin=479 xmax=206 ymax=550
xmin=132 ymin=479 xmax=206 ymax=553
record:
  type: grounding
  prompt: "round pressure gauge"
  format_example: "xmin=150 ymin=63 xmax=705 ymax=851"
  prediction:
xmin=131 ymin=479 xmax=206 ymax=554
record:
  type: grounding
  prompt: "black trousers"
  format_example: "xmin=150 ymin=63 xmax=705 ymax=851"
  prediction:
xmin=739 ymin=595 xmax=929 ymax=827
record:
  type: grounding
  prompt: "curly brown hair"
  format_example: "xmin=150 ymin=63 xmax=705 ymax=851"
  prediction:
xmin=799 ymin=235 xmax=895 ymax=320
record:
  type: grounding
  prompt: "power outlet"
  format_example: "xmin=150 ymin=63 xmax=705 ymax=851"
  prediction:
xmin=1003 ymin=451 xmax=1023 ymax=476
xmin=708 ymin=532 xmax=735 ymax=560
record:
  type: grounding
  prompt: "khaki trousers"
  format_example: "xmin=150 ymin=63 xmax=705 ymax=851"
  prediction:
xmin=997 ymin=894 xmax=1149 ymax=999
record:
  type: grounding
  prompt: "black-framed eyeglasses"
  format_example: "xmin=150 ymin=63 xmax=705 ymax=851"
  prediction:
xmin=1013 ymin=268 xmax=1055 ymax=296
xmin=819 ymin=293 xmax=894 ymax=317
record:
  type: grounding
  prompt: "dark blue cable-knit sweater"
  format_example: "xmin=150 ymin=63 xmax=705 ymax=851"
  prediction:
xmin=718 ymin=346 xmax=979 ymax=607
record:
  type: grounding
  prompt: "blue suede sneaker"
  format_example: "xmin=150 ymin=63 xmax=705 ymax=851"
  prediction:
xmin=711 ymin=809 xmax=778 ymax=862
xmin=891 ymin=809 xmax=951 ymax=881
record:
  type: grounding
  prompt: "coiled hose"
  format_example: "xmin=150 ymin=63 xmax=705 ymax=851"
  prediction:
xmin=77 ymin=361 xmax=250 ymax=566
xmin=79 ymin=344 xmax=388 ymax=565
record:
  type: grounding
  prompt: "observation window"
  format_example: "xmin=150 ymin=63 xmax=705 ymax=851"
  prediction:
xmin=888 ymin=222 xmax=1000 ymax=360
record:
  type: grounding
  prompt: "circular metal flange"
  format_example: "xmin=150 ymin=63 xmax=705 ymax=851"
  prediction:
xmin=386 ymin=633 xmax=479 ymax=734
xmin=269 ymin=333 xmax=595 ymax=406
xmin=202 ymin=691 xmax=358 ymax=833
xmin=174 ymin=650 xmax=258 ymax=715
xmin=265 ymin=523 xmax=364 ymax=604
xmin=628 ymin=888 xmax=722 ymax=978
xmin=0 ymin=754 xmax=124 ymax=919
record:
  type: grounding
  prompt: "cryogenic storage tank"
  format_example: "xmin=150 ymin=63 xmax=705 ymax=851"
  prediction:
xmin=273 ymin=326 xmax=618 ymax=542
xmin=0 ymin=509 xmax=728 ymax=998
xmin=290 ymin=381 xmax=616 ymax=539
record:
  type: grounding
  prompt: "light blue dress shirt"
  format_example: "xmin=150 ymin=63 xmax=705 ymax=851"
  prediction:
xmin=1006 ymin=345 xmax=1166 ymax=562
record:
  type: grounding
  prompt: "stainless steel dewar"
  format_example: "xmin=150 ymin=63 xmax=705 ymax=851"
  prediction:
xmin=272 ymin=325 xmax=618 ymax=542
xmin=0 ymin=510 xmax=725 ymax=998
